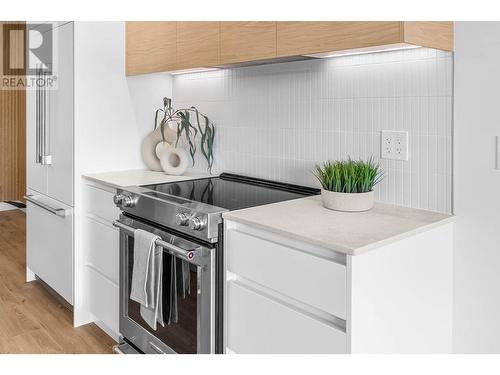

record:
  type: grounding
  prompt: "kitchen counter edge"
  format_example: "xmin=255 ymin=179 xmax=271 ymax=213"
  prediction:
xmin=222 ymin=197 xmax=454 ymax=256
xmin=82 ymin=169 xmax=214 ymax=189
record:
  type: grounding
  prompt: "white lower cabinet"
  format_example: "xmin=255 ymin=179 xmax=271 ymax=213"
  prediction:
xmin=224 ymin=222 xmax=348 ymax=354
xmin=224 ymin=220 xmax=454 ymax=354
xmin=226 ymin=228 xmax=346 ymax=319
xmin=26 ymin=192 xmax=73 ymax=304
xmin=84 ymin=183 xmax=121 ymax=223
xmin=227 ymin=281 xmax=346 ymax=354
xmin=85 ymin=217 xmax=119 ymax=284
xmin=81 ymin=181 xmax=120 ymax=338
xmin=85 ymin=266 xmax=119 ymax=334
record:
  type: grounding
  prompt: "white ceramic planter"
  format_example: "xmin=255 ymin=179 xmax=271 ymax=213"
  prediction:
xmin=321 ymin=189 xmax=375 ymax=212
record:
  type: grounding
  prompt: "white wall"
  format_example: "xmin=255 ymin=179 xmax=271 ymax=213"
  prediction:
xmin=72 ymin=21 xmax=172 ymax=326
xmin=127 ymin=72 xmax=173 ymax=146
xmin=74 ymin=22 xmax=172 ymax=175
xmin=453 ymin=22 xmax=500 ymax=353
xmin=174 ymin=48 xmax=453 ymax=213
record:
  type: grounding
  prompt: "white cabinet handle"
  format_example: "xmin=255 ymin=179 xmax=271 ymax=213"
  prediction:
xmin=24 ymin=195 xmax=67 ymax=217
xmin=41 ymin=70 xmax=52 ymax=165
xmin=35 ymin=65 xmax=41 ymax=164
xmin=35 ymin=65 xmax=52 ymax=165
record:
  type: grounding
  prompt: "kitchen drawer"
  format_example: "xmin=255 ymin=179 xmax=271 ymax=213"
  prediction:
xmin=85 ymin=217 xmax=119 ymax=284
xmin=85 ymin=266 xmax=119 ymax=334
xmin=26 ymin=193 xmax=73 ymax=304
xmin=227 ymin=281 xmax=346 ymax=354
xmin=84 ymin=184 xmax=120 ymax=223
xmin=226 ymin=228 xmax=346 ymax=319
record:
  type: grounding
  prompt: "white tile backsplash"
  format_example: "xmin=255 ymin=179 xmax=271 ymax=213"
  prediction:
xmin=173 ymin=48 xmax=453 ymax=213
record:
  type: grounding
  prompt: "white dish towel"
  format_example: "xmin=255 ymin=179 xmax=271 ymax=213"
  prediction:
xmin=130 ymin=229 xmax=165 ymax=330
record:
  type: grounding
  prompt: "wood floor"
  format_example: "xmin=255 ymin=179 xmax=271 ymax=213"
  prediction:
xmin=0 ymin=209 xmax=116 ymax=353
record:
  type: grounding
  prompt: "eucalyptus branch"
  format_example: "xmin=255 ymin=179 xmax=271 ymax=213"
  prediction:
xmin=154 ymin=97 xmax=216 ymax=173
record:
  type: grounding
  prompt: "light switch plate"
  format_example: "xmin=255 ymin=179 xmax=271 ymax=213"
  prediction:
xmin=381 ymin=130 xmax=409 ymax=161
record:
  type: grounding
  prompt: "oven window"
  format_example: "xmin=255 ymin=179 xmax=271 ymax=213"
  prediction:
xmin=126 ymin=237 xmax=199 ymax=354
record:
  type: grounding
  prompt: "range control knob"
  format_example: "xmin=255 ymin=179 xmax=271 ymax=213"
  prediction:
xmin=122 ymin=195 xmax=138 ymax=208
xmin=175 ymin=213 xmax=190 ymax=226
xmin=113 ymin=194 xmax=124 ymax=206
xmin=189 ymin=216 xmax=206 ymax=231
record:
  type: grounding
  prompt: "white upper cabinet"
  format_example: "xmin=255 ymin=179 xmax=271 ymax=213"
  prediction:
xmin=26 ymin=80 xmax=47 ymax=195
xmin=27 ymin=21 xmax=74 ymax=206
xmin=46 ymin=22 xmax=74 ymax=205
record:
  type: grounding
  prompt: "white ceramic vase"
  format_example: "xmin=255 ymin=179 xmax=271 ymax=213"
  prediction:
xmin=141 ymin=127 xmax=177 ymax=171
xmin=159 ymin=146 xmax=189 ymax=176
xmin=321 ymin=189 xmax=375 ymax=212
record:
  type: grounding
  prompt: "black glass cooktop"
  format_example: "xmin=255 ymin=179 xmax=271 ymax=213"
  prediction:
xmin=143 ymin=173 xmax=320 ymax=211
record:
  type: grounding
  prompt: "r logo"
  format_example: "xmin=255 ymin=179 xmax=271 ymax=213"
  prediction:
xmin=2 ymin=22 xmax=53 ymax=76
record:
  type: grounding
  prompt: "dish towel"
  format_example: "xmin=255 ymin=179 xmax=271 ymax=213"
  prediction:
xmin=140 ymin=246 xmax=164 ymax=330
xmin=169 ymin=254 xmax=178 ymax=324
xmin=130 ymin=229 xmax=165 ymax=330
xmin=181 ymin=260 xmax=191 ymax=298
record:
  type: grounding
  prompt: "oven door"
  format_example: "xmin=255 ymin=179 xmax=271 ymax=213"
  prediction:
xmin=115 ymin=215 xmax=215 ymax=354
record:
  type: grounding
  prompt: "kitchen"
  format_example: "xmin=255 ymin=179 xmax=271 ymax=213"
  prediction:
xmin=0 ymin=2 xmax=499 ymax=368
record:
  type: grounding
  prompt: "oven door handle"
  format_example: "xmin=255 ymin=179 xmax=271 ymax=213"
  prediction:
xmin=113 ymin=221 xmax=199 ymax=262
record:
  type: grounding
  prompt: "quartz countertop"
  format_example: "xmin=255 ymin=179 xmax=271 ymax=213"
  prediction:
xmin=222 ymin=196 xmax=454 ymax=256
xmin=82 ymin=169 xmax=213 ymax=188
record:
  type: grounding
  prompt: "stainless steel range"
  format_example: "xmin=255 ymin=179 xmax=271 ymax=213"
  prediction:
xmin=112 ymin=173 xmax=319 ymax=354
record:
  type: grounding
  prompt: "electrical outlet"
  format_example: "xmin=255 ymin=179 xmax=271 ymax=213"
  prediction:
xmin=381 ymin=130 xmax=409 ymax=160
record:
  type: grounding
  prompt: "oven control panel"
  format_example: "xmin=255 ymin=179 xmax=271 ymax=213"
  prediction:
xmin=175 ymin=212 xmax=206 ymax=231
xmin=114 ymin=188 xmax=222 ymax=243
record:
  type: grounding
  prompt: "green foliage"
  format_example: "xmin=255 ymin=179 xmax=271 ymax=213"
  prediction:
xmin=314 ymin=157 xmax=384 ymax=193
xmin=155 ymin=97 xmax=215 ymax=172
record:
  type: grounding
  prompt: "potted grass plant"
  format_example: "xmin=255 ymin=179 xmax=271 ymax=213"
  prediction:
xmin=313 ymin=157 xmax=384 ymax=212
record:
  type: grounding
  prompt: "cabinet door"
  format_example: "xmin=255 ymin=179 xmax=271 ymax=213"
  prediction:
xmin=177 ymin=22 xmax=220 ymax=69
xmin=227 ymin=281 xmax=346 ymax=354
xmin=26 ymin=80 xmax=48 ymax=195
xmin=126 ymin=22 xmax=177 ymax=76
xmin=85 ymin=265 xmax=119 ymax=334
xmin=220 ymin=22 xmax=276 ymax=65
xmin=226 ymin=227 xmax=347 ymax=319
xmin=47 ymin=22 xmax=74 ymax=206
xmin=26 ymin=191 xmax=73 ymax=304
xmin=276 ymin=21 xmax=402 ymax=57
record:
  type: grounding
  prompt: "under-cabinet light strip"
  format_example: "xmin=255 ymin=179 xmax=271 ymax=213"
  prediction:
xmin=303 ymin=43 xmax=421 ymax=59
xmin=170 ymin=67 xmax=221 ymax=75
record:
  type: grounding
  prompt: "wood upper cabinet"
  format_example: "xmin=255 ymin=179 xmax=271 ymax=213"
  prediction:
xmin=176 ymin=22 xmax=220 ymax=69
xmin=219 ymin=22 xmax=276 ymax=65
xmin=276 ymin=22 xmax=403 ymax=57
xmin=403 ymin=22 xmax=454 ymax=52
xmin=277 ymin=21 xmax=454 ymax=57
xmin=125 ymin=21 xmax=453 ymax=76
xmin=126 ymin=22 xmax=176 ymax=76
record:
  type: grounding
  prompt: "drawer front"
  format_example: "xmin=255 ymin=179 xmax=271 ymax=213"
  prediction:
xmin=85 ymin=217 xmax=119 ymax=284
xmin=26 ymin=194 xmax=73 ymax=304
xmin=226 ymin=228 xmax=346 ymax=319
xmin=84 ymin=184 xmax=120 ymax=223
xmin=227 ymin=281 xmax=346 ymax=354
xmin=85 ymin=266 xmax=119 ymax=334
